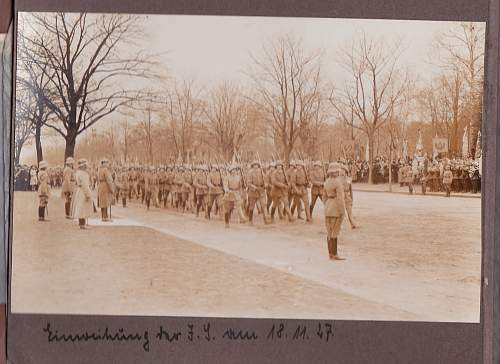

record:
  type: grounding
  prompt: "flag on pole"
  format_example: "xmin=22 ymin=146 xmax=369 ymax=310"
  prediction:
xmin=475 ymin=130 xmax=482 ymax=159
xmin=402 ymin=139 xmax=408 ymax=161
xmin=462 ymin=126 xmax=469 ymax=158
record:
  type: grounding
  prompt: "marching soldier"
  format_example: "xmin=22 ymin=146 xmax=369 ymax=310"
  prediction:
xmin=207 ymin=164 xmax=224 ymax=219
xmin=183 ymin=166 xmax=194 ymax=213
xmin=247 ymin=160 xmax=271 ymax=225
xmin=443 ymin=164 xmax=453 ymax=197
xmin=37 ymin=160 xmax=50 ymax=222
xmin=222 ymin=164 xmax=247 ymax=228
xmin=270 ymin=160 xmax=294 ymax=222
xmin=310 ymin=161 xmax=325 ymax=215
xmin=173 ymin=166 xmax=185 ymax=210
xmin=193 ymin=165 xmax=209 ymax=218
xmin=292 ymin=160 xmax=312 ymax=222
xmin=323 ymin=162 xmax=346 ymax=261
xmin=61 ymin=157 xmax=76 ymax=219
xmin=144 ymin=167 xmax=154 ymax=210
xmin=164 ymin=166 xmax=174 ymax=208
xmin=71 ymin=159 xmax=94 ymax=229
xmin=97 ymin=158 xmax=115 ymax=221
xmin=117 ymin=167 xmax=130 ymax=207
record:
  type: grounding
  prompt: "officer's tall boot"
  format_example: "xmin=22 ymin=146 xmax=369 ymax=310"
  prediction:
xmin=122 ymin=197 xmax=127 ymax=208
xmin=327 ymin=238 xmax=333 ymax=258
xmin=38 ymin=206 xmax=45 ymax=221
xmin=224 ymin=211 xmax=231 ymax=228
xmin=332 ymin=238 xmax=346 ymax=261
xmin=101 ymin=208 xmax=107 ymax=221
xmin=207 ymin=203 xmax=212 ymax=220
xmin=65 ymin=201 xmax=71 ymax=218
xmin=248 ymin=208 xmax=254 ymax=225
xmin=196 ymin=201 xmax=201 ymax=217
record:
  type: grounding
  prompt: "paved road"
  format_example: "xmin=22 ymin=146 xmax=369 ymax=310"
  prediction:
xmin=11 ymin=190 xmax=481 ymax=322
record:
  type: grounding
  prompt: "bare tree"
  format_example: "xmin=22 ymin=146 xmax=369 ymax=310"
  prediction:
xmin=19 ymin=12 xmax=158 ymax=159
xmin=331 ymin=32 xmax=410 ymax=183
xmin=203 ymin=82 xmax=254 ymax=161
xmin=14 ymin=88 xmax=35 ymax=165
xmin=138 ymin=105 xmax=156 ymax=164
xmin=418 ymin=72 xmax=464 ymax=155
xmin=164 ymin=80 xmax=203 ymax=162
xmin=249 ymin=35 xmax=324 ymax=163
xmin=434 ymin=22 xmax=485 ymax=154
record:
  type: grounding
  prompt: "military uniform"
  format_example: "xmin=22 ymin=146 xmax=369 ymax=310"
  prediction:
xmin=270 ymin=162 xmax=293 ymax=222
xmin=61 ymin=157 xmax=76 ymax=218
xmin=443 ymin=166 xmax=453 ymax=197
xmin=310 ymin=162 xmax=325 ymax=215
xmin=207 ymin=166 xmax=224 ymax=219
xmin=193 ymin=167 xmax=209 ymax=218
xmin=37 ymin=161 xmax=50 ymax=221
xmin=247 ymin=162 xmax=271 ymax=224
xmin=323 ymin=163 xmax=345 ymax=260
xmin=291 ymin=161 xmax=311 ymax=222
xmin=71 ymin=159 xmax=94 ymax=229
xmin=222 ymin=166 xmax=247 ymax=227
xmin=97 ymin=159 xmax=115 ymax=221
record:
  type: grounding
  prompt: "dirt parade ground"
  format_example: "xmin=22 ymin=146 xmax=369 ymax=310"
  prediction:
xmin=10 ymin=189 xmax=481 ymax=322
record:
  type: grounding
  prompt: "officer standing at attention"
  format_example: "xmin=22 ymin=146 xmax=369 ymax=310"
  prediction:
xmin=323 ymin=162 xmax=346 ymax=261
xmin=37 ymin=160 xmax=50 ymax=222
xmin=61 ymin=157 xmax=76 ymax=218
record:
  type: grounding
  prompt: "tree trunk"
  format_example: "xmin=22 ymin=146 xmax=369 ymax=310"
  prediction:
xmin=35 ymin=122 xmax=43 ymax=163
xmin=14 ymin=144 xmax=21 ymax=166
xmin=368 ymin=131 xmax=375 ymax=184
xmin=65 ymin=133 xmax=76 ymax=160
xmin=388 ymin=134 xmax=393 ymax=192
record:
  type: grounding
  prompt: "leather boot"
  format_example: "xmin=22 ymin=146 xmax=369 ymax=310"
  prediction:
xmin=101 ymin=208 xmax=107 ymax=221
xmin=38 ymin=207 xmax=45 ymax=221
xmin=65 ymin=202 xmax=71 ymax=218
xmin=332 ymin=238 xmax=346 ymax=260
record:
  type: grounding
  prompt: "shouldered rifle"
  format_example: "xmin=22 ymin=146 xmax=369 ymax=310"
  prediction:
xmin=256 ymin=152 xmax=266 ymax=186
xmin=236 ymin=153 xmax=247 ymax=189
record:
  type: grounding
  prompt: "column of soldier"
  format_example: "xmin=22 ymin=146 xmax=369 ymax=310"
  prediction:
xmin=35 ymin=155 xmax=357 ymax=260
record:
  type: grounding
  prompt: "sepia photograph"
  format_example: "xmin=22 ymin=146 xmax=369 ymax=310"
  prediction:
xmin=10 ymin=12 xmax=483 ymax=322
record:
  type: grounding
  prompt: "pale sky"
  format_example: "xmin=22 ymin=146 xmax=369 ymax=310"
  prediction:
xmin=140 ymin=15 xmax=484 ymax=86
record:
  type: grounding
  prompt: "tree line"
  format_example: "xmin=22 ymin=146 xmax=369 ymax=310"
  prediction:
xmin=15 ymin=13 xmax=484 ymax=183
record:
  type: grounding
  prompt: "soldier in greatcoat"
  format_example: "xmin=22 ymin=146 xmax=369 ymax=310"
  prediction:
xmin=37 ymin=160 xmax=50 ymax=221
xmin=71 ymin=159 xmax=94 ymax=229
xmin=97 ymin=158 xmax=115 ymax=221
xmin=61 ymin=157 xmax=76 ymax=218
